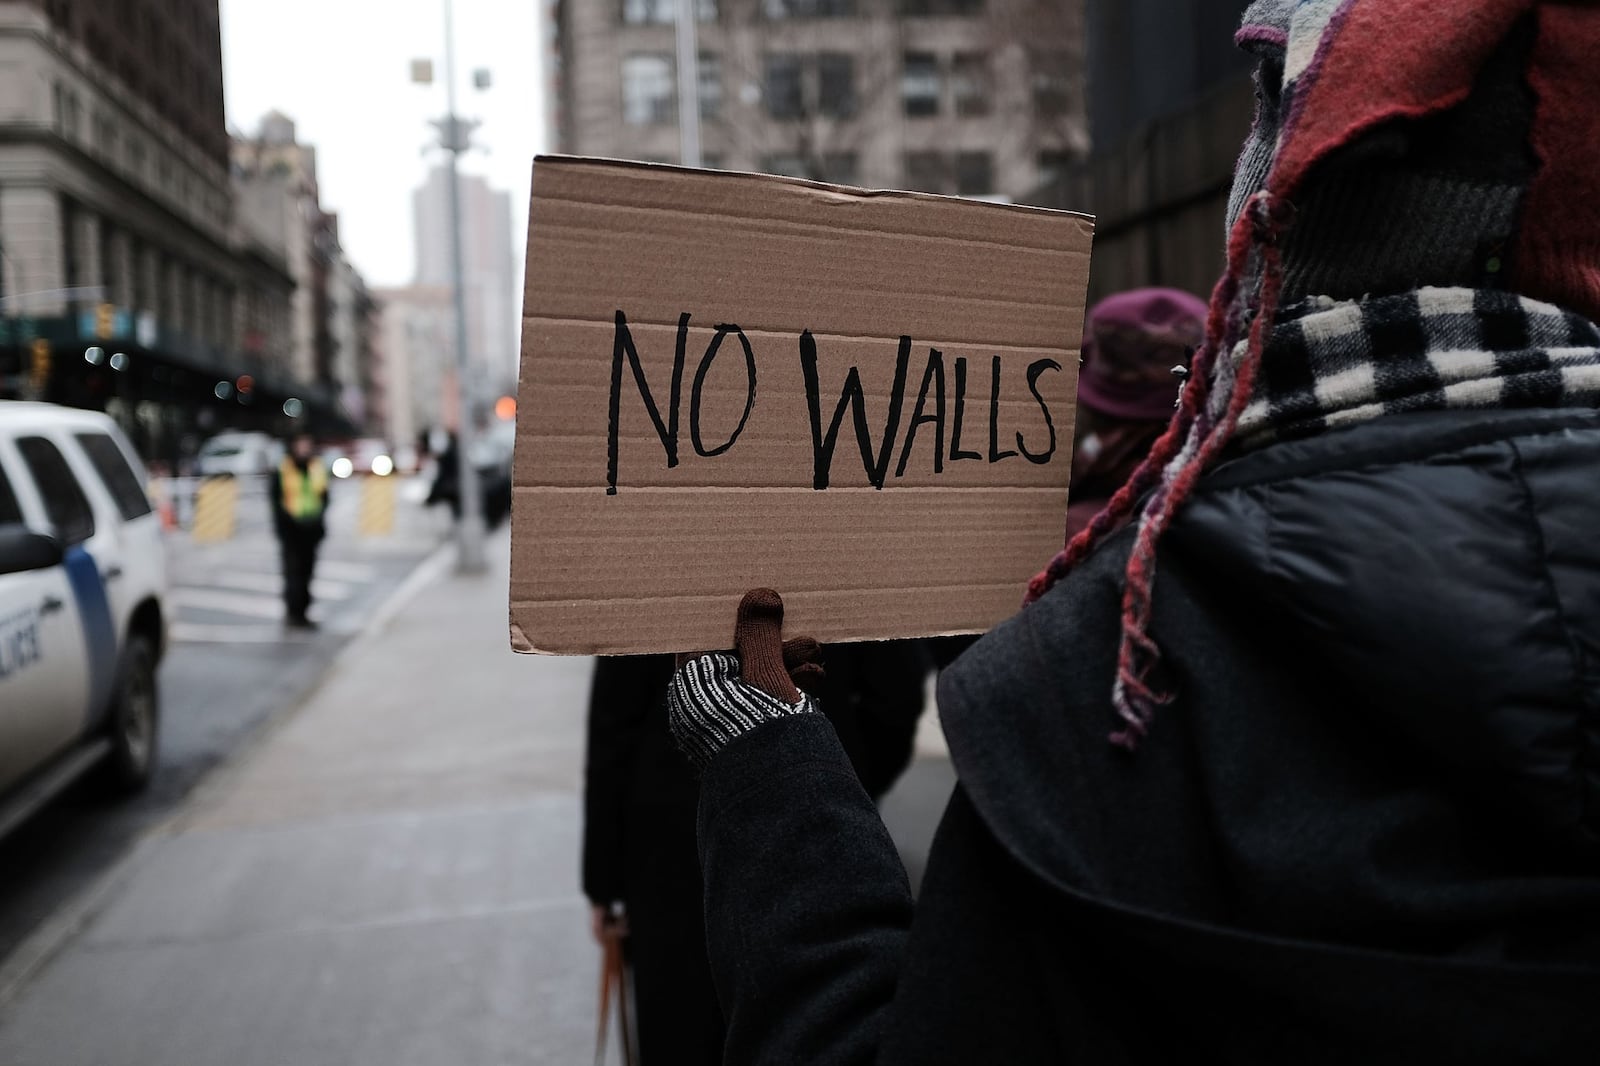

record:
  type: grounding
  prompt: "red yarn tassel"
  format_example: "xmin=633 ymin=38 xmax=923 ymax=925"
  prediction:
xmin=1107 ymin=192 xmax=1293 ymax=750
xmin=1023 ymin=222 xmax=1255 ymax=607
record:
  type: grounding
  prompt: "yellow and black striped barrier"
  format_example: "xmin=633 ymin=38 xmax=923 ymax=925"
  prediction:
xmin=191 ymin=477 xmax=239 ymax=544
xmin=358 ymin=475 xmax=397 ymax=537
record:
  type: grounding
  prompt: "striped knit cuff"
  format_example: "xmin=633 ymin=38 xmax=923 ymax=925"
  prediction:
xmin=667 ymin=652 xmax=819 ymax=771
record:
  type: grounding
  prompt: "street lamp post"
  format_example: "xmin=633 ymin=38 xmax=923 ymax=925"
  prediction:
xmin=675 ymin=0 xmax=702 ymax=168
xmin=431 ymin=0 xmax=487 ymax=574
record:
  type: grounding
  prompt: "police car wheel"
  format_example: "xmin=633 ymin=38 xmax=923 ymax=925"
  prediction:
xmin=101 ymin=633 xmax=159 ymax=793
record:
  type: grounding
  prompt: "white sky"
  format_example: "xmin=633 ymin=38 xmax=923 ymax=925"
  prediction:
xmin=219 ymin=0 xmax=546 ymax=289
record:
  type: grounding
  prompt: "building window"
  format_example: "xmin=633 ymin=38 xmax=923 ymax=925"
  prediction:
xmin=952 ymin=53 xmax=990 ymax=116
xmin=622 ymin=0 xmax=717 ymax=24
xmin=821 ymin=152 xmax=859 ymax=185
xmin=60 ymin=199 xmax=79 ymax=289
xmin=1032 ymin=50 xmax=1074 ymax=117
xmin=904 ymin=151 xmax=946 ymax=193
xmin=763 ymin=54 xmax=805 ymax=119
xmin=60 ymin=90 xmax=80 ymax=140
xmin=765 ymin=53 xmax=857 ymax=120
xmin=902 ymin=53 xmax=940 ymax=117
xmin=1037 ymin=149 xmax=1074 ymax=186
xmin=900 ymin=0 xmax=983 ymax=12
xmin=94 ymin=112 xmax=117 ymax=158
xmin=699 ymin=52 xmax=722 ymax=120
xmin=817 ymin=53 xmax=856 ymax=118
xmin=763 ymin=0 xmax=854 ymax=17
xmin=955 ymin=151 xmax=992 ymax=196
xmin=622 ymin=54 xmax=675 ymax=125
xmin=761 ymin=154 xmax=811 ymax=179
xmin=700 ymin=153 xmax=724 ymax=170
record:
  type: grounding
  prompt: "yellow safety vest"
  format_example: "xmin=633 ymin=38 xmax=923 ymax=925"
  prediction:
xmin=280 ymin=457 xmax=329 ymax=520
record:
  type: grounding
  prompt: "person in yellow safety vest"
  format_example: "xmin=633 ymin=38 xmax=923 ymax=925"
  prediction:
xmin=270 ymin=433 xmax=330 ymax=629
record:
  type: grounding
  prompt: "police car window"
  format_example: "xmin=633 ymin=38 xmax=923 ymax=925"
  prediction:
xmin=75 ymin=433 xmax=153 ymax=521
xmin=0 ymin=464 xmax=21 ymax=525
xmin=15 ymin=437 xmax=96 ymax=545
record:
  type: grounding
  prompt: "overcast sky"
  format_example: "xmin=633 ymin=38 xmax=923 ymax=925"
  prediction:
xmin=219 ymin=0 xmax=545 ymax=289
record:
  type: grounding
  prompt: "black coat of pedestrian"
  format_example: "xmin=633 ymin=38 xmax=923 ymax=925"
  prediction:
xmin=693 ymin=410 xmax=1600 ymax=1065
xmin=584 ymin=655 xmax=724 ymax=1066
xmin=583 ymin=644 xmax=931 ymax=1065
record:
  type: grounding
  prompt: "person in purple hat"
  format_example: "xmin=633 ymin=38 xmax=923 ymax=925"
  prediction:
xmin=1066 ymin=288 xmax=1207 ymax=538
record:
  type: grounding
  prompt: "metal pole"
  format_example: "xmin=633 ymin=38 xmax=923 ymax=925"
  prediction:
xmin=443 ymin=0 xmax=487 ymax=573
xmin=674 ymin=0 xmax=701 ymax=167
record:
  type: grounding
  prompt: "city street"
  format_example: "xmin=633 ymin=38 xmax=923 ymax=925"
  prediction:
xmin=0 ymin=496 xmax=954 ymax=1065
xmin=0 ymin=478 xmax=448 ymax=965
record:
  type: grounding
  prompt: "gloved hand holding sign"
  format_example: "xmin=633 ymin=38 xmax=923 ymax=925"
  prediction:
xmin=667 ymin=589 xmax=826 ymax=771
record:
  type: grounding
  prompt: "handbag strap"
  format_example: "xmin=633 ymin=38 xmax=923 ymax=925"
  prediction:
xmin=594 ymin=925 xmax=636 ymax=1066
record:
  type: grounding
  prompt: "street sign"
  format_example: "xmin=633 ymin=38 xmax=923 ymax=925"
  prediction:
xmin=79 ymin=305 xmax=130 ymax=341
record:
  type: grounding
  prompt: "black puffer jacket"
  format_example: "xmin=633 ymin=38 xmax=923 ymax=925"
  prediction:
xmin=695 ymin=408 xmax=1600 ymax=1066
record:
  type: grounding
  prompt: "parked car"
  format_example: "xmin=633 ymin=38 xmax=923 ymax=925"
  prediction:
xmin=195 ymin=431 xmax=281 ymax=478
xmin=0 ymin=402 xmax=167 ymax=838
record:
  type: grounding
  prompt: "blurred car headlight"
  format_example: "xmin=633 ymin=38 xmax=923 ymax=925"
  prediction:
xmin=371 ymin=455 xmax=395 ymax=477
xmin=331 ymin=457 xmax=355 ymax=479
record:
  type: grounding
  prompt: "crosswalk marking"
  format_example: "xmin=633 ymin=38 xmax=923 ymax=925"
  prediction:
xmin=305 ymin=560 xmax=378 ymax=582
xmin=169 ymin=588 xmax=289 ymax=620
xmin=164 ymin=477 xmax=442 ymax=645
xmin=168 ymin=619 xmax=362 ymax=644
xmin=197 ymin=571 xmax=355 ymax=601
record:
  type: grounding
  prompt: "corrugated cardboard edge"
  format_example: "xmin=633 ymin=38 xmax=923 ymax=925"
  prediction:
xmin=511 ymin=156 xmax=1096 ymax=655
xmin=509 ymin=617 xmax=538 ymax=655
xmin=529 ymin=153 xmax=1097 ymax=226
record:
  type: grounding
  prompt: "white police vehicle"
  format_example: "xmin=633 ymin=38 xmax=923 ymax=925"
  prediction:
xmin=0 ymin=402 xmax=166 ymax=837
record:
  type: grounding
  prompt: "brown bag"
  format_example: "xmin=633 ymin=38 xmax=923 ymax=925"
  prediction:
xmin=594 ymin=922 xmax=638 ymax=1066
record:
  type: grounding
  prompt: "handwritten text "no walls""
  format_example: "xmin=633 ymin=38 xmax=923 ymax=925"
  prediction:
xmin=605 ymin=311 xmax=1063 ymax=495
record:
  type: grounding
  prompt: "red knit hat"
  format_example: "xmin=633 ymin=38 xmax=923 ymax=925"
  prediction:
xmin=1026 ymin=0 xmax=1600 ymax=749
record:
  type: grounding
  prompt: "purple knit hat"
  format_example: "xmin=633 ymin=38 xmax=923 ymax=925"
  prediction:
xmin=1077 ymin=288 xmax=1208 ymax=422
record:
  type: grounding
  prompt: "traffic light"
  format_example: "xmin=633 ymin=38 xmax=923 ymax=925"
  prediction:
xmin=30 ymin=338 xmax=51 ymax=392
xmin=96 ymin=302 xmax=115 ymax=339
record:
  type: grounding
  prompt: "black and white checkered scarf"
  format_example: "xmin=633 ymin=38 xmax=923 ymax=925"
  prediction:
xmin=1236 ymin=287 xmax=1600 ymax=448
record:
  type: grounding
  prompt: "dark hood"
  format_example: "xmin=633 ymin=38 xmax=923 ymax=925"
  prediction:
xmin=1179 ymin=407 xmax=1600 ymax=858
xmin=940 ymin=408 xmax=1600 ymax=966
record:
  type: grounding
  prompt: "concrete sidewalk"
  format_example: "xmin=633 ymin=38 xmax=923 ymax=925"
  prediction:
xmin=0 ymin=533 xmax=597 ymax=1066
xmin=0 ymin=531 xmax=955 ymax=1066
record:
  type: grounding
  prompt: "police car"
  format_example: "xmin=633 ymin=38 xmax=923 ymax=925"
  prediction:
xmin=0 ymin=402 xmax=166 ymax=837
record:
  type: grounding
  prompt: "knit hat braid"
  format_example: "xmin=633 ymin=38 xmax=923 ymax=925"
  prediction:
xmin=1026 ymin=191 xmax=1294 ymax=746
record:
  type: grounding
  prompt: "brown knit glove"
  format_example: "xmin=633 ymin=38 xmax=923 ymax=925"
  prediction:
xmin=668 ymin=590 xmax=825 ymax=769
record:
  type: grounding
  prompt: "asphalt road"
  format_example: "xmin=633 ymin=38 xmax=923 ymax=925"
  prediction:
xmin=0 ymin=480 xmax=445 ymax=965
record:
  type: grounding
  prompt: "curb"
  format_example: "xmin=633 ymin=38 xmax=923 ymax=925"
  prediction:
xmin=0 ymin=540 xmax=458 ymax=1009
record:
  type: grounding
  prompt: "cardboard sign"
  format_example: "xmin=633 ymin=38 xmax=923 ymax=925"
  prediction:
xmin=512 ymin=157 xmax=1093 ymax=655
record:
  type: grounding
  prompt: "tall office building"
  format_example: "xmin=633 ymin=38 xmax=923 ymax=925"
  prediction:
xmin=412 ymin=166 xmax=518 ymax=393
xmin=549 ymin=0 xmax=1087 ymax=201
xmin=1032 ymin=0 xmax=1254 ymax=300
xmin=0 ymin=2 xmax=340 ymax=453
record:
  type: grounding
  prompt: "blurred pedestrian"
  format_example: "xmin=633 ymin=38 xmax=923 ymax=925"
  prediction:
xmin=663 ymin=2 xmax=1600 ymax=1063
xmin=584 ymin=655 xmax=722 ymax=1066
xmin=1066 ymin=288 xmax=1205 ymax=538
xmin=271 ymin=432 xmax=328 ymax=629
xmin=424 ymin=430 xmax=513 ymax=530
xmin=583 ymin=645 xmax=929 ymax=1065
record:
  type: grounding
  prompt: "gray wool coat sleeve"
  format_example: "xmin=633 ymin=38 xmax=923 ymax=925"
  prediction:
xmin=695 ymin=714 xmax=915 ymax=1066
